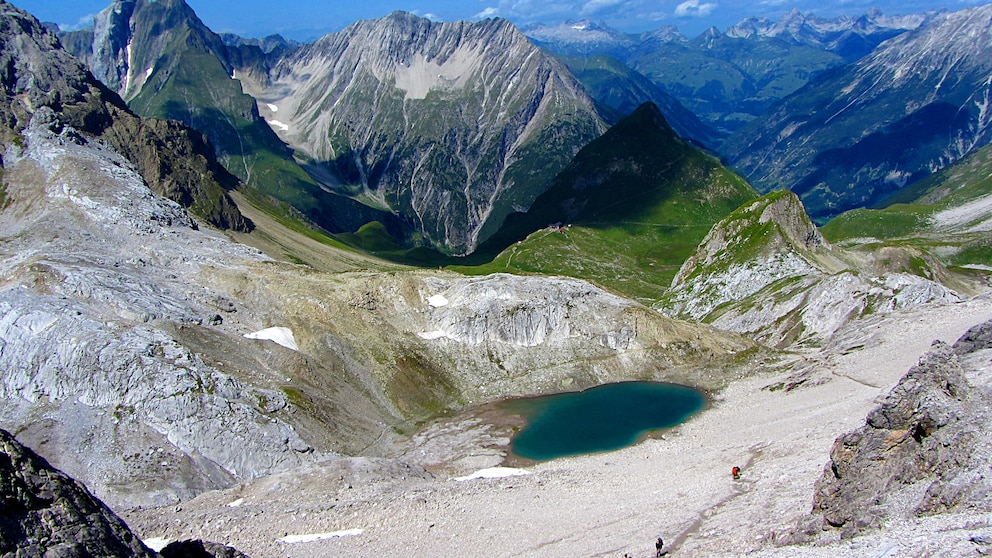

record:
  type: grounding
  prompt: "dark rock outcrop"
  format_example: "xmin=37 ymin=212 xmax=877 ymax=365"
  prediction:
xmin=159 ymin=540 xmax=251 ymax=558
xmin=0 ymin=0 xmax=250 ymax=232
xmin=0 ymin=428 xmax=254 ymax=557
xmin=0 ymin=428 xmax=157 ymax=557
xmin=804 ymin=318 xmax=992 ymax=538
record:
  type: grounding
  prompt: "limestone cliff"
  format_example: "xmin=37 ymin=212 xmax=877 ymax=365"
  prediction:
xmin=796 ymin=318 xmax=992 ymax=539
xmin=658 ymin=191 xmax=961 ymax=347
xmin=0 ymin=0 xmax=249 ymax=232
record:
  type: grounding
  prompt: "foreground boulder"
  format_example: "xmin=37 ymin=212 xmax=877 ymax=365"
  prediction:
xmin=801 ymin=318 xmax=992 ymax=538
xmin=0 ymin=427 xmax=157 ymax=557
xmin=1 ymin=428 xmax=253 ymax=557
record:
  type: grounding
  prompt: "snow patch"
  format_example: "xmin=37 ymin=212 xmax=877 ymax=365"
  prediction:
xmin=226 ymin=498 xmax=244 ymax=507
xmin=427 ymin=294 xmax=449 ymax=307
xmin=884 ymin=169 xmax=911 ymax=187
xmin=418 ymin=330 xmax=447 ymax=340
xmin=244 ymin=327 xmax=299 ymax=351
xmin=931 ymin=193 xmax=992 ymax=230
xmin=266 ymin=103 xmax=279 ymax=112
xmin=267 ymin=119 xmax=289 ymax=131
xmin=454 ymin=467 xmax=531 ymax=481
xmin=143 ymin=538 xmax=171 ymax=552
xmin=394 ymin=49 xmax=482 ymax=100
xmin=277 ymin=529 xmax=364 ymax=543
xmin=144 ymin=67 xmax=153 ymax=79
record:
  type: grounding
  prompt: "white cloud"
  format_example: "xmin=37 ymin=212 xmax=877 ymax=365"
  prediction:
xmin=580 ymin=0 xmax=625 ymax=16
xmin=475 ymin=6 xmax=500 ymax=18
xmin=494 ymin=0 xmax=580 ymax=22
xmin=674 ymin=0 xmax=718 ymax=17
xmin=58 ymin=13 xmax=97 ymax=32
xmin=410 ymin=10 xmax=441 ymax=20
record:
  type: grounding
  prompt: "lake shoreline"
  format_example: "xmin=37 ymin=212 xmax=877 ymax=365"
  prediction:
xmin=124 ymin=295 xmax=992 ymax=557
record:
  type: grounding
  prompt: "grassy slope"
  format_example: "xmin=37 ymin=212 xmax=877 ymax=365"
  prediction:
xmin=450 ymin=103 xmax=757 ymax=302
xmin=820 ymin=143 xmax=992 ymax=269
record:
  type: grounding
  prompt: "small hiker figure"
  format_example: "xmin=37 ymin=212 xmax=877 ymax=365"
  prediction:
xmin=655 ymin=536 xmax=665 ymax=557
xmin=732 ymin=466 xmax=741 ymax=480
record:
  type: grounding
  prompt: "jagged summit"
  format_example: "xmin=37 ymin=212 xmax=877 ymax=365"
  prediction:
xmin=467 ymin=102 xmax=756 ymax=301
xmin=670 ymin=190 xmax=827 ymax=292
xmin=0 ymin=0 xmax=248 ymax=231
xmin=66 ymin=0 xmax=229 ymax=101
xmin=257 ymin=11 xmax=606 ymax=255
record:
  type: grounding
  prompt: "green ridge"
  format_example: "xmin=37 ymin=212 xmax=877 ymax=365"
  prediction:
xmin=452 ymin=103 xmax=757 ymax=302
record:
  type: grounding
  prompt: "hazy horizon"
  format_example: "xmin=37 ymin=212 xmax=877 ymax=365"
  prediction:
xmin=13 ymin=0 xmax=989 ymax=42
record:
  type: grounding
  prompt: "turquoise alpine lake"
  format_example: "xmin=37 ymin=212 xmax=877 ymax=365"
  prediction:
xmin=504 ymin=381 xmax=706 ymax=461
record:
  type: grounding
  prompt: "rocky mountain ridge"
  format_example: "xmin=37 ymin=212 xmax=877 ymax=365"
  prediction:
xmin=788 ymin=318 xmax=992 ymax=543
xmin=659 ymin=191 xmax=963 ymax=347
xmin=723 ymin=4 xmax=992 ymax=222
xmin=0 ymin=0 xmax=248 ymax=232
xmin=241 ymin=11 xmax=606 ymax=255
xmin=58 ymin=0 xmax=378 ymax=238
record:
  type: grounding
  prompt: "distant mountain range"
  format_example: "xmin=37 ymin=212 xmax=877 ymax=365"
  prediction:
xmin=524 ymin=8 xmax=944 ymax=135
xmin=722 ymin=4 xmax=992 ymax=222
xmin=52 ymin=0 xmax=992 ymax=260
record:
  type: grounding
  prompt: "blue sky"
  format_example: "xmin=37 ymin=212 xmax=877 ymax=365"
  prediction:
xmin=13 ymin=0 xmax=989 ymax=42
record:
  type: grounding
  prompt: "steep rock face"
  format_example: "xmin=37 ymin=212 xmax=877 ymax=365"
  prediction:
xmin=0 ymin=112 xmax=313 ymax=508
xmin=253 ymin=12 xmax=606 ymax=255
xmin=61 ymin=0 xmax=361 ymax=234
xmin=724 ymin=5 xmax=992 ymax=222
xmin=67 ymin=0 xmax=231 ymax=102
xmin=800 ymin=319 xmax=992 ymax=539
xmin=658 ymin=191 xmax=960 ymax=346
xmin=0 ymin=0 xmax=248 ymax=231
xmin=0 ymin=428 xmax=157 ymax=557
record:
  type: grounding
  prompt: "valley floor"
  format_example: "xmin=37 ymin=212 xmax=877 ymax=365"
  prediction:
xmin=124 ymin=295 xmax=992 ymax=557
